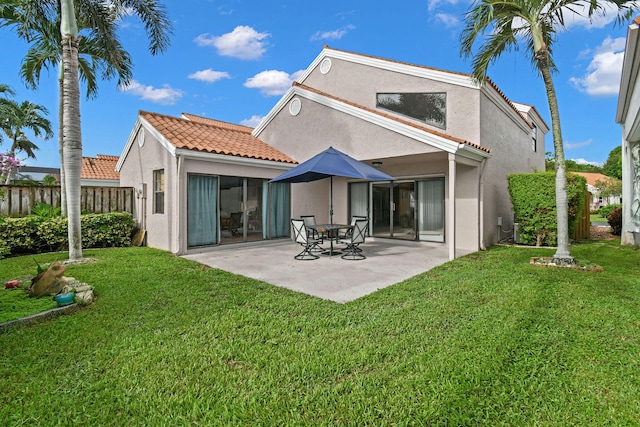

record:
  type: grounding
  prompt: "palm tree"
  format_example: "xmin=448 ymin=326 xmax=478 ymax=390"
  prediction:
xmin=3 ymin=0 xmax=171 ymax=260
xmin=460 ymin=0 xmax=635 ymax=264
xmin=0 ymin=97 xmax=53 ymax=184
xmin=2 ymin=3 xmax=133 ymax=216
xmin=60 ymin=0 xmax=171 ymax=260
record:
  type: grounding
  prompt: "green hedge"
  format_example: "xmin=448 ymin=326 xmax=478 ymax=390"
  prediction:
xmin=0 ymin=212 xmax=135 ymax=256
xmin=508 ymin=172 xmax=586 ymax=246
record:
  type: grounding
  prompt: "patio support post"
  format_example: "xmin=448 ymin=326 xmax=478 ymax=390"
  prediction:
xmin=448 ymin=153 xmax=456 ymax=260
xmin=478 ymin=158 xmax=487 ymax=251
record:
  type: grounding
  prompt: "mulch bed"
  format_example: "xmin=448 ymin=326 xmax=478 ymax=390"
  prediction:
xmin=589 ymin=225 xmax=618 ymax=241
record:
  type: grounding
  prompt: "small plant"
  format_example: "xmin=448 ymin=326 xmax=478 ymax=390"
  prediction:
xmin=598 ymin=204 xmax=621 ymax=219
xmin=607 ymin=207 xmax=622 ymax=235
xmin=42 ymin=175 xmax=58 ymax=186
xmin=31 ymin=202 xmax=61 ymax=218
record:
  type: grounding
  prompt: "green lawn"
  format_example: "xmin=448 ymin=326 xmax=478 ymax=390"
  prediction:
xmin=1 ymin=243 xmax=639 ymax=426
xmin=590 ymin=213 xmax=609 ymax=223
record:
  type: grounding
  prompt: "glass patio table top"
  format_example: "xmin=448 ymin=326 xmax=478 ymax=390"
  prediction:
xmin=308 ymin=224 xmax=352 ymax=256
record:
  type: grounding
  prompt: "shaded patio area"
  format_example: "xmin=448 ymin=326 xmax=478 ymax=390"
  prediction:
xmin=183 ymin=239 xmax=467 ymax=303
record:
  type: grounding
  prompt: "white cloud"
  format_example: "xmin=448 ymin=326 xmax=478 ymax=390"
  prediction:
xmin=562 ymin=2 xmax=624 ymax=29
xmin=310 ymin=25 xmax=355 ymax=41
xmin=435 ymin=13 xmax=459 ymax=28
xmin=194 ymin=26 xmax=270 ymax=60
xmin=428 ymin=0 xmax=459 ymax=12
xmin=569 ymin=37 xmax=625 ymax=97
xmin=571 ymin=157 xmax=603 ymax=167
xmin=564 ymin=138 xmax=593 ymax=150
xmin=240 ymin=115 xmax=264 ymax=127
xmin=188 ymin=69 xmax=231 ymax=83
xmin=119 ymin=80 xmax=183 ymax=105
xmin=244 ymin=69 xmax=305 ymax=96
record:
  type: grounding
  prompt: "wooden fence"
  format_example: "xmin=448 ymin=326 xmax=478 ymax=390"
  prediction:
xmin=0 ymin=185 xmax=134 ymax=217
xmin=572 ymin=191 xmax=591 ymax=240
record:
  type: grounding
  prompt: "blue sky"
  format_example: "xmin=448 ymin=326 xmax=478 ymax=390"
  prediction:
xmin=0 ymin=0 xmax=632 ymax=168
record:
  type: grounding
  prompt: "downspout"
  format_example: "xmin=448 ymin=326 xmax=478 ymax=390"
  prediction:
xmin=174 ymin=154 xmax=184 ymax=255
xmin=478 ymin=158 xmax=487 ymax=250
xmin=447 ymin=152 xmax=456 ymax=260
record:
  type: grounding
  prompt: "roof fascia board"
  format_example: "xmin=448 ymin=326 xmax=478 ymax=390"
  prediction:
xmin=298 ymin=48 xmax=479 ymax=89
xmin=115 ymin=119 xmax=141 ymax=171
xmin=617 ymin=22 xmax=640 ymax=123
xmin=294 ymin=86 xmax=490 ymax=160
xmin=175 ymin=149 xmax=294 ymax=170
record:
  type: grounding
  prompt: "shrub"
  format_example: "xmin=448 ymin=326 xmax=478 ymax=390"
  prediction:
xmin=31 ymin=202 xmax=61 ymax=218
xmin=508 ymin=172 xmax=586 ymax=246
xmin=0 ymin=212 xmax=135 ymax=256
xmin=607 ymin=207 xmax=622 ymax=235
xmin=598 ymin=204 xmax=620 ymax=219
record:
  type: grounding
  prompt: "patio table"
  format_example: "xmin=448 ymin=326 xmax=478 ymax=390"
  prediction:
xmin=310 ymin=224 xmax=352 ymax=257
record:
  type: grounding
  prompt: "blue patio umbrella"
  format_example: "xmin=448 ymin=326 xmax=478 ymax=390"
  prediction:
xmin=269 ymin=146 xmax=394 ymax=224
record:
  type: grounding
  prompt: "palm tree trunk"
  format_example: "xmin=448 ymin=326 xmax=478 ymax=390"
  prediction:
xmin=538 ymin=56 xmax=574 ymax=264
xmin=58 ymin=76 xmax=67 ymax=217
xmin=62 ymin=33 xmax=83 ymax=261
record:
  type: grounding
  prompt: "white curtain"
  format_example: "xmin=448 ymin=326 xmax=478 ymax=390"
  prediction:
xmin=349 ymin=182 xmax=369 ymax=218
xmin=417 ymin=178 xmax=444 ymax=242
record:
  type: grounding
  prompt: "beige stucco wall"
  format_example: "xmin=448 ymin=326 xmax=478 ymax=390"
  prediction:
xmin=301 ymin=57 xmax=482 ymax=143
xmin=119 ymin=126 xmax=177 ymax=253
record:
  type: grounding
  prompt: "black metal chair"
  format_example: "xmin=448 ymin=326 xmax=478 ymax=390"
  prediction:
xmin=291 ymin=218 xmax=322 ymax=260
xmin=339 ymin=218 xmax=369 ymax=260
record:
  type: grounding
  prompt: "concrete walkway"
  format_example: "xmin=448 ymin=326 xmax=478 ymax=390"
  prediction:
xmin=183 ymin=238 xmax=463 ymax=303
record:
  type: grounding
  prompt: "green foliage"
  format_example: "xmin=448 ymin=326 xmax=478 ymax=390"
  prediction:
xmin=41 ymin=174 xmax=57 ymax=186
xmin=508 ymin=172 xmax=586 ymax=246
xmin=0 ymin=212 xmax=134 ymax=256
xmin=607 ymin=207 xmax=622 ymax=235
xmin=545 ymin=152 xmax=603 ymax=173
xmin=31 ymin=202 xmax=61 ymax=218
xmin=598 ymin=204 xmax=621 ymax=218
xmin=603 ymin=146 xmax=622 ymax=179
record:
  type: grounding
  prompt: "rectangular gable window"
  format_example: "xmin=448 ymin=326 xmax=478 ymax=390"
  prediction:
xmin=376 ymin=92 xmax=446 ymax=129
xmin=531 ymin=125 xmax=537 ymax=152
xmin=153 ymin=169 xmax=165 ymax=214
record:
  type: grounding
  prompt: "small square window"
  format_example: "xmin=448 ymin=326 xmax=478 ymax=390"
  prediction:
xmin=153 ymin=169 xmax=165 ymax=214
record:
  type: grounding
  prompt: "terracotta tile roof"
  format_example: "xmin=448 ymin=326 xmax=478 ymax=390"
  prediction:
xmin=181 ymin=113 xmax=255 ymax=133
xmin=81 ymin=154 xmax=119 ymax=180
xmin=293 ymin=82 xmax=491 ymax=154
xmin=323 ymin=46 xmax=531 ymax=129
xmin=572 ymin=172 xmax=618 ymax=187
xmin=140 ymin=111 xmax=296 ymax=163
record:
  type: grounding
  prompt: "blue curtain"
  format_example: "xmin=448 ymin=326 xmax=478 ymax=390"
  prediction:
xmin=264 ymin=182 xmax=290 ymax=238
xmin=349 ymin=182 xmax=369 ymax=218
xmin=188 ymin=174 xmax=218 ymax=247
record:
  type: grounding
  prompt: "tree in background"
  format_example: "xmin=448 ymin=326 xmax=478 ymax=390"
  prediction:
xmin=461 ymin=0 xmax=636 ymax=264
xmin=0 ymin=86 xmax=52 ymax=184
xmin=603 ymin=146 xmax=622 ymax=180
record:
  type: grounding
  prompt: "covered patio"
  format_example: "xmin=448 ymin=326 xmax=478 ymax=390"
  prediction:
xmin=183 ymin=238 xmax=469 ymax=303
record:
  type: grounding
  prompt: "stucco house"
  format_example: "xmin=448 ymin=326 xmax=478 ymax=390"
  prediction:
xmin=616 ymin=17 xmax=640 ymax=245
xmin=117 ymin=47 xmax=547 ymax=257
xmin=572 ymin=172 xmax=622 ymax=211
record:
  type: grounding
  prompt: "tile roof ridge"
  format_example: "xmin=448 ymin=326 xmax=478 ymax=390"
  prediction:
xmin=322 ymin=46 xmax=530 ymax=129
xmin=293 ymin=82 xmax=491 ymax=153
xmin=181 ymin=112 xmax=254 ymax=133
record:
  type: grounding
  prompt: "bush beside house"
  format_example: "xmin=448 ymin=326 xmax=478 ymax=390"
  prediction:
xmin=0 ymin=212 xmax=135 ymax=257
xmin=508 ymin=172 xmax=586 ymax=246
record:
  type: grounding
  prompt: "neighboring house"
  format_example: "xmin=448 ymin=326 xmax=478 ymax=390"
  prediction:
xmin=616 ymin=17 xmax=640 ymax=245
xmin=81 ymin=154 xmax=120 ymax=187
xmin=9 ymin=166 xmax=60 ymax=184
xmin=117 ymin=47 xmax=547 ymax=257
xmin=572 ymin=172 xmax=622 ymax=211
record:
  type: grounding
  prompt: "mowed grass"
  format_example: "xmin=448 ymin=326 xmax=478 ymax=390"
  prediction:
xmin=0 ymin=243 xmax=639 ymax=426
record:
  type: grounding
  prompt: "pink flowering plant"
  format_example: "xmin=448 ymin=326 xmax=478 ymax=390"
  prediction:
xmin=0 ymin=153 xmax=22 ymax=183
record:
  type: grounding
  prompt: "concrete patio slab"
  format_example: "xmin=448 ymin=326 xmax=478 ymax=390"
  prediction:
xmin=183 ymin=238 xmax=463 ymax=303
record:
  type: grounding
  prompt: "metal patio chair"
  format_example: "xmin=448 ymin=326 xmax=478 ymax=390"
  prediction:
xmin=301 ymin=214 xmax=324 ymax=250
xmin=291 ymin=218 xmax=322 ymax=260
xmin=339 ymin=218 xmax=369 ymax=260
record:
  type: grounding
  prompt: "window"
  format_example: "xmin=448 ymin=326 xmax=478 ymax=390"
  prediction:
xmin=531 ymin=125 xmax=537 ymax=152
xmin=153 ymin=169 xmax=164 ymax=214
xmin=376 ymin=92 xmax=446 ymax=129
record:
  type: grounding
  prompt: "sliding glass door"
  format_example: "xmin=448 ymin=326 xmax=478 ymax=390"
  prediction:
xmin=371 ymin=181 xmax=415 ymax=240
xmin=417 ymin=178 xmax=445 ymax=242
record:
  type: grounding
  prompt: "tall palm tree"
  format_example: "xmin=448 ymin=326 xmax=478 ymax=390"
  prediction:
xmin=0 ymin=97 xmax=53 ymax=184
xmin=9 ymin=12 xmax=133 ymax=216
xmin=60 ymin=0 xmax=171 ymax=260
xmin=2 ymin=0 xmax=171 ymax=260
xmin=460 ymin=0 xmax=635 ymax=264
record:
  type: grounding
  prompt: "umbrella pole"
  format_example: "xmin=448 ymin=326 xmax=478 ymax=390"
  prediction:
xmin=330 ymin=176 xmax=334 ymax=226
